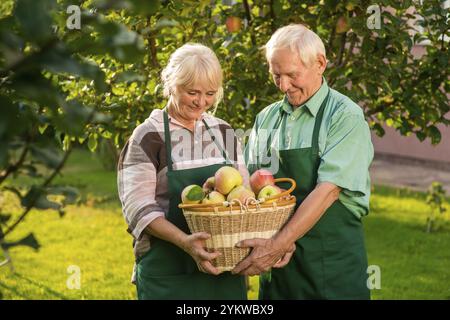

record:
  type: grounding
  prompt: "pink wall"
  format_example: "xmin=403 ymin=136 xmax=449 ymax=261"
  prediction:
xmin=372 ymin=118 xmax=450 ymax=164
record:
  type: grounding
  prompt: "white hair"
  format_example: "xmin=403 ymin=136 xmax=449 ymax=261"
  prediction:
xmin=264 ymin=24 xmax=327 ymax=67
xmin=161 ymin=43 xmax=224 ymax=113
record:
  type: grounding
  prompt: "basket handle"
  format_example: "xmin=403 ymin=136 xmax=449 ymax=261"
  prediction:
xmin=261 ymin=177 xmax=296 ymax=203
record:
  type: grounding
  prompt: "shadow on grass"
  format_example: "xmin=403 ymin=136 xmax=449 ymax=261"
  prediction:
xmin=0 ymin=272 xmax=70 ymax=300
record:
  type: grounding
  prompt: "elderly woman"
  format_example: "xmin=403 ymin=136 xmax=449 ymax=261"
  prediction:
xmin=117 ymin=43 xmax=249 ymax=300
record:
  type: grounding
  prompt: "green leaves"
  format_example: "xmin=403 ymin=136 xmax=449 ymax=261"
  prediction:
xmin=14 ymin=0 xmax=55 ymax=44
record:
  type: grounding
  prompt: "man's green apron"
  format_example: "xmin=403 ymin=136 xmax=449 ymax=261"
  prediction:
xmin=259 ymin=91 xmax=370 ymax=300
xmin=136 ymin=110 xmax=247 ymax=300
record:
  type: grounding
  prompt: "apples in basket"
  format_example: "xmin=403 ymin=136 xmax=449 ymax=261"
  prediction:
xmin=179 ymin=168 xmax=297 ymax=272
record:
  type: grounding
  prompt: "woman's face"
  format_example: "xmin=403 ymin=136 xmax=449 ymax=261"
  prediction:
xmin=171 ymin=83 xmax=218 ymax=122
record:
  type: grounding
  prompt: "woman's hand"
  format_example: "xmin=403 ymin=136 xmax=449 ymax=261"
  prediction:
xmin=181 ymin=232 xmax=222 ymax=275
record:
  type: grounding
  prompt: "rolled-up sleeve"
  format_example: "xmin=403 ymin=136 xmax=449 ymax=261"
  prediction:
xmin=317 ymin=113 xmax=374 ymax=197
xmin=117 ymin=138 xmax=165 ymax=240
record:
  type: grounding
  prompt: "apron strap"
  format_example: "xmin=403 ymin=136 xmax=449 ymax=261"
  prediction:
xmin=311 ymin=89 xmax=330 ymax=157
xmin=259 ymin=88 xmax=330 ymax=166
xmin=163 ymin=109 xmax=174 ymax=172
xmin=163 ymin=110 xmax=232 ymax=172
xmin=202 ymin=119 xmax=232 ymax=164
xmin=261 ymin=114 xmax=284 ymax=167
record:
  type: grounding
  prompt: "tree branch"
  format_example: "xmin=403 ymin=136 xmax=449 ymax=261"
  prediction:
xmin=336 ymin=32 xmax=347 ymax=67
xmin=269 ymin=0 xmax=276 ymax=32
xmin=243 ymin=0 xmax=256 ymax=45
xmin=0 ymin=142 xmax=29 ymax=185
xmin=1 ymin=146 xmax=73 ymax=238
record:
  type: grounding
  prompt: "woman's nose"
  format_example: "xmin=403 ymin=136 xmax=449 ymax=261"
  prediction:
xmin=194 ymin=95 xmax=207 ymax=107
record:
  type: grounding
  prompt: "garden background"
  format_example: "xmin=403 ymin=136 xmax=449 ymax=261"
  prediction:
xmin=0 ymin=0 xmax=449 ymax=300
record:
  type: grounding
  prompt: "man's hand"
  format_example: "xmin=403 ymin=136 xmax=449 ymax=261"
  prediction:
xmin=231 ymin=238 xmax=294 ymax=276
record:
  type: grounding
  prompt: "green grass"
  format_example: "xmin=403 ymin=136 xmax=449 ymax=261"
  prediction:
xmin=1 ymin=149 xmax=449 ymax=299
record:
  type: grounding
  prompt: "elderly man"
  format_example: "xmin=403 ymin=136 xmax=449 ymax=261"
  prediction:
xmin=233 ymin=24 xmax=374 ymax=300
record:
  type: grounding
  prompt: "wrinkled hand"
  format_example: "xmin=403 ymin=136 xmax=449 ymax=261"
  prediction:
xmin=273 ymin=242 xmax=296 ymax=268
xmin=181 ymin=232 xmax=222 ymax=275
xmin=231 ymin=238 xmax=295 ymax=276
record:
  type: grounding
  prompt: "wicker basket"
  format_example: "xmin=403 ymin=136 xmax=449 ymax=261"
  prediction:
xmin=179 ymin=178 xmax=296 ymax=272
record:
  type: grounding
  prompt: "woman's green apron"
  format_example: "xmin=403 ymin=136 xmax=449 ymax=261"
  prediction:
xmin=136 ymin=110 xmax=247 ymax=300
xmin=259 ymin=91 xmax=370 ymax=300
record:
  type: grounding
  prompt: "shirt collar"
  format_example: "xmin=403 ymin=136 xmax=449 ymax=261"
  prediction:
xmin=149 ymin=107 xmax=207 ymax=127
xmin=280 ymin=77 xmax=329 ymax=118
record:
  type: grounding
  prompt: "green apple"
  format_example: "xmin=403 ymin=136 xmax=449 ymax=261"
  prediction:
xmin=214 ymin=166 xmax=243 ymax=195
xmin=202 ymin=191 xmax=226 ymax=205
xmin=181 ymin=185 xmax=204 ymax=204
xmin=257 ymin=185 xmax=281 ymax=203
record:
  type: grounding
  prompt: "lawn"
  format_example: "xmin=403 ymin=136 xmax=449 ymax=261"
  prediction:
xmin=1 ymin=149 xmax=449 ymax=300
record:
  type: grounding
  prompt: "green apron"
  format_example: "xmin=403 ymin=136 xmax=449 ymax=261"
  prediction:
xmin=258 ymin=91 xmax=370 ymax=300
xmin=136 ymin=110 xmax=247 ymax=300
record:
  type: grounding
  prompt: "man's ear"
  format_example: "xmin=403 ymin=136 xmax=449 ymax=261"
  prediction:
xmin=317 ymin=54 xmax=327 ymax=74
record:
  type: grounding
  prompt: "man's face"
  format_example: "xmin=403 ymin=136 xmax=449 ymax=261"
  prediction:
xmin=269 ymin=48 xmax=323 ymax=107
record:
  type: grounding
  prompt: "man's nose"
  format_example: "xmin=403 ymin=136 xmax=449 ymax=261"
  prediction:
xmin=279 ymin=77 xmax=291 ymax=93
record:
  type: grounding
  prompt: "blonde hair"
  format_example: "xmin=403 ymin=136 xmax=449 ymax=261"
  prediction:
xmin=161 ymin=43 xmax=224 ymax=114
xmin=264 ymin=24 xmax=326 ymax=67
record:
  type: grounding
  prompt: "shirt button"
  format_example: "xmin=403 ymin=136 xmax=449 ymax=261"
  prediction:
xmin=290 ymin=115 xmax=295 ymax=120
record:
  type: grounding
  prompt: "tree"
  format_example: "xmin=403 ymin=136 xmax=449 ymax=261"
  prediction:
xmin=0 ymin=0 xmax=145 ymax=268
xmin=0 ymin=0 xmax=448 ymax=267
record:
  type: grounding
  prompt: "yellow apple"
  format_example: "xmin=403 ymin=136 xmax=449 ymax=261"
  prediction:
xmin=214 ymin=166 xmax=243 ymax=195
xmin=227 ymin=185 xmax=255 ymax=204
xmin=202 ymin=191 xmax=226 ymax=205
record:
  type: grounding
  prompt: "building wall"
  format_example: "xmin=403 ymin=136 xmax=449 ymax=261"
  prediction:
xmin=371 ymin=120 xmax=450 ymax=164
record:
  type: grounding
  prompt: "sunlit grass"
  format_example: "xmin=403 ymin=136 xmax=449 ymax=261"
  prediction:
xmin=1 ymin=149 xmax=449 ymax=299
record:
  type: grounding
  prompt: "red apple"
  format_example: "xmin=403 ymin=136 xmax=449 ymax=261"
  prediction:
xmin=202 ymin=176 xmax=215 ymax=193
xmin=336 ymin=16 xmax=350 ymax=34
xmin=249 ymin=169 xmax=275 ymax=195
xmin=226 ymin=16 xmax=242 ymax=33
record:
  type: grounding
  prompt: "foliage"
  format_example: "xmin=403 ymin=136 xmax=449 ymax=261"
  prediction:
xmin=0 ymin=0 xmax=448 ymax=265
xmin=0 ymin=0 xmax=145 ymax=258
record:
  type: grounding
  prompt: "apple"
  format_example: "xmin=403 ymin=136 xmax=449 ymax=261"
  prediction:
xmin=227 ymin=185 xmax=256 ymax=204
xmin=226 ymin=16 xmax=242 ymax=33
xmin=202 ymin=176 xmax=215 ymax=193
xmin=214 ymin=166 xmax=243 ymax=195
xmin=181 ymin=185 xmax=204 ymax=204
xmin=336 ymin=16 xmax=350 ymax=34
xmin=201 ymin=191 xmax=226 ymax=205
xmin=249 ymin=169 xmax=275 ymax=195
xmin=257 ymin=185 xmax=282 ymax=203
